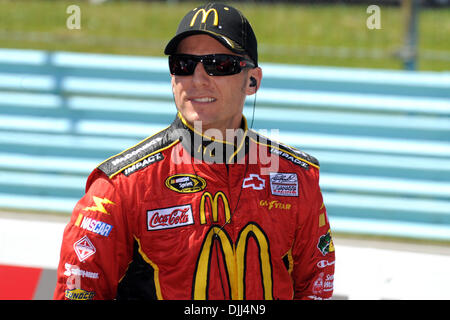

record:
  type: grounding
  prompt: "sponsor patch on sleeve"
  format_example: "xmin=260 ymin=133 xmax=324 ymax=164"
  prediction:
xmin=65 ymin=288 xmax=95 ymax=300
xmin=73 ymin=235 xmax=96 ymax=262
xmin=317 ymin=229 xmax=335 ymax=256
xmin=74 ymin=214 xmax=113 ymax=237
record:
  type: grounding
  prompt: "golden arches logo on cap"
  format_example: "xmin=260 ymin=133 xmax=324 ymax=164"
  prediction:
xmin=190 ymin=8 xmax=219 ymax=27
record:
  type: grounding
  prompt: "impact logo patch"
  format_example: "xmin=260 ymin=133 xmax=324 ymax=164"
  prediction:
xmin=165 ymin=174 xmax=207 ymax=193
xmin=270 ymin=147 xmax=310 ymax=169
xmin=124 ymin=152 xmax=164 ymax=176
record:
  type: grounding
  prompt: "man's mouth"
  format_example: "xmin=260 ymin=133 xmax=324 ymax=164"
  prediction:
xmin=190 ymin=97 xmax=217 ymax=103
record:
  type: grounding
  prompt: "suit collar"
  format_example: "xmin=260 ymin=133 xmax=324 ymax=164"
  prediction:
xmin=170 ymin=113 xmax=250 ymax=164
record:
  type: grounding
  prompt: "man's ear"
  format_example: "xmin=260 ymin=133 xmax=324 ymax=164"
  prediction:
xmin=171 ymin=75 xmax=176 ymax=95
xmin=245 ymin=67 xmax=262 ymax=95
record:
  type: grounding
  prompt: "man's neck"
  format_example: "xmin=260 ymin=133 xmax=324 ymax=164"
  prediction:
xmin=188 ymin=116 xmax=247 ymax=145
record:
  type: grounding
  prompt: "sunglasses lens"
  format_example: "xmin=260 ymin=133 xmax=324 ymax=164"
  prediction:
xmin=204 ymin=55 xmax=237 ymax=76
xmin=169 ymin=54 xmax=251 ymax=76
xmin=169 ymin=55 xmax=196 ymax=75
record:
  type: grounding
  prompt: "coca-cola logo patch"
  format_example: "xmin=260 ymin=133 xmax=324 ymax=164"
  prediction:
xmin=147 ymin=204 xmax=194 ymax=231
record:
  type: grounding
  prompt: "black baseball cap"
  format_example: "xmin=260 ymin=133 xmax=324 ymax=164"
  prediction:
xmin=164 ymin=2 xmax=258 ymax=66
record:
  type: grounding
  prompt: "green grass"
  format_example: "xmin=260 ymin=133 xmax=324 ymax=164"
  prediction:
xmin=0 ymin=0 xmax=448 ymax=70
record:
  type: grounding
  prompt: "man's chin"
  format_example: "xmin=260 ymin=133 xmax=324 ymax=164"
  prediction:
xmin=181 ymin=112 xmax=214 ymax=128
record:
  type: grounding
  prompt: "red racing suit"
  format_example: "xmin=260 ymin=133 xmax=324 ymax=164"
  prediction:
xmin=54 ymin=113 xmax=335 ymax=300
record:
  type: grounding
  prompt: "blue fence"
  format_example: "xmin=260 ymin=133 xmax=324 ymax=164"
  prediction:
xmin=0 ymin=48 xmax=449 ymax=241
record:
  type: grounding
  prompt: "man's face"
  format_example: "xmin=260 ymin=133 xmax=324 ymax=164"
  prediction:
xmin=171 ymin=34 xmax=260 ymax=133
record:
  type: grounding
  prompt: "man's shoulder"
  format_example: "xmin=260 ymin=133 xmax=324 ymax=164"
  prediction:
xmin=249 ymin=130 xmax=320 ymax=170
xmin=96 ymin=126 xmax=176 ymax=179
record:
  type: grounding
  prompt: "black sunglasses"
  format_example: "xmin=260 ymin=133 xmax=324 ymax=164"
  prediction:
xmin=169 ymin=54 xmax=255 ymax=76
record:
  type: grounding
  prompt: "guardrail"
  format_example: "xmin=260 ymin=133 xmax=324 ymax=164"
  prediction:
xmin=0 ymin=48 xmax=449 ymax=241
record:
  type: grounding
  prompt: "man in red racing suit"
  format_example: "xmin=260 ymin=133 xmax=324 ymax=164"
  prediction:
xmin=54 ymin=113 xmax=335 ymax=300
xmin=54 ymin=3 xmax=335 ymax=300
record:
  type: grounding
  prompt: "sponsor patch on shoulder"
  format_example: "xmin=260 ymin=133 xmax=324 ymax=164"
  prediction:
xmin=270 ymin=147 xmax=310 ymax=169
xmin=269 ymin=172 xmax=299 ymax=197
xmin=123 ymin=152 xmax=164 ymax=176
xmin=147 ymin=204 xmax=194 ymax=231
xmin=83 ymin=196 xmax=115 ymax=215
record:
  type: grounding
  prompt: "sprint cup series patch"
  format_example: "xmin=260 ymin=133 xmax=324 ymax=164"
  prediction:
xmin=165 ymin=174 xmax=207 ymax=193
xmin=147 ymin=204 xmax=194 ymax=231
xmin=270 ymin=172 xmax=299 ymax=197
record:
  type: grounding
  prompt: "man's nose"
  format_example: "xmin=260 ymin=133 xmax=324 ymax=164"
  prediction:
xmin=191 ymin=62 xmax=211 ymax=86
